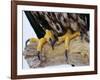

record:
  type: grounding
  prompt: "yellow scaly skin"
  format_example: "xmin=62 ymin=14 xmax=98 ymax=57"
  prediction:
xmin=56 ymin=31 xmax=80 ymax=64
xmin=57 ymin=31 xmax=80 ymax=50
xmin=57 ymin=31 xmax=81 ymax=61
xmin=29 ymin=30 xmax=81 ymax=62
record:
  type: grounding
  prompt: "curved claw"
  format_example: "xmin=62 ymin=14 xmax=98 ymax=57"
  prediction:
xmin=71 ymin=64 xmax=75 ymax=67
xmin=37 ymin=51 xmax=46 ymax=61
xmin=37 ymin=51 xmax=41 ymax=60
xmin=65 ymin=50 xmax=68 ymax=61
xmin=25 ymin=39 xmax=30 ymax=47
xmin=25 ymin=38 xmax=38 ymax=47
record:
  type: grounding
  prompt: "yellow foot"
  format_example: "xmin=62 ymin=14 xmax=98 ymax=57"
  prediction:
xmin=56 ymin=33 xmax=67 ymax=45
xmin=70 ymin=31 xmax=80 ymax=40
xmin=29 ymin=38 xmax=38 ymax=43
xmin=25 ymin=38 xmax=38 ymax=47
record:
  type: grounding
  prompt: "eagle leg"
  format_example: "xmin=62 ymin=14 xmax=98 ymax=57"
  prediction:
xmin=29 ymin=30 xmax=56 ymax=61
xmin=70 ymin=31 xmax=80 ymax=40
xmin=64 ymin=31 xmax=80 ymax=60
xmin=57 ymin=34 xmax=66 ymax=45
xmin=64 ymin=35 xmax=70 ymax=61
xmin=44 ymin=29 xmax=56 ymax=50
xmin=37 ymin=30 xmax=56 ymax=60
xmin=37 ymin=38 xmax=46 ymax=52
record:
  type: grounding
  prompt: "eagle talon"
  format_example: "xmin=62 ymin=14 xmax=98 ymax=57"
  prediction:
xmin=37 ymin=51 xmax=46 ymax=61
xmin=25 ymin=39 xmax=30 ymax=47
xmin=71 ymin=64 xmax=75 ymax=67
xmin=25 ymin=38 xmax=38 ymax=47
xmin=37 ymin=51 xmax=41 ymax=60
xmin=65 ymin=50 xmax=68 ymax=61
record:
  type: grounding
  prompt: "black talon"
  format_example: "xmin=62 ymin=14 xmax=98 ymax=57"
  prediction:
xmin=71 ymin=64 xmax=75 ymax=67
xmin=37 ymin=51 xmax=45 ymax=61
xmin=25 ymin=39 xmax=30 ymax=47
xmin=37 ymin=51 xmax=41 ymax=60
xmin=65 ymin=50 xmax=68 ymax=61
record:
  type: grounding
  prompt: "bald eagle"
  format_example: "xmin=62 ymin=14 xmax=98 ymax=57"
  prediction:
xmin=25 ymin=11 xmax=89 ymax=62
